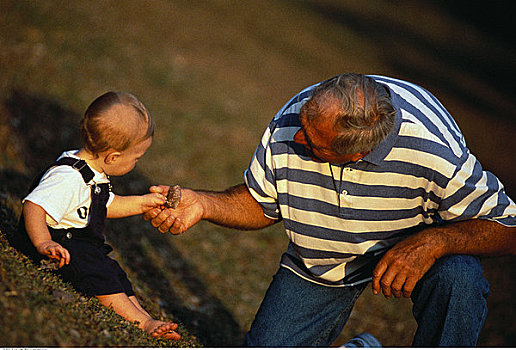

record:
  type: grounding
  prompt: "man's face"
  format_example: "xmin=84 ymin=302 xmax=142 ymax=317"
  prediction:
xmin=293 ymin=113 xmax=367 ymax=164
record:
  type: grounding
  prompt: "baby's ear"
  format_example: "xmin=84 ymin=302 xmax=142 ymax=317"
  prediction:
xmin=104 ymin=151 xmax=121 ymax=164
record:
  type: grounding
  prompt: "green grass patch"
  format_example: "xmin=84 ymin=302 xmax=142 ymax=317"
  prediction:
xmin=0 ymin=231 xmax=199 ymax=347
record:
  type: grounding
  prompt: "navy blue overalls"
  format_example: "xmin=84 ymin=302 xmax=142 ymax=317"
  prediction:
xmin=11 ymin=157 xmax=134 ymax=296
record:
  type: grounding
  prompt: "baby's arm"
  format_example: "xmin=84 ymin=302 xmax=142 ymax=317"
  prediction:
xmin=107 ymin=192 xmax=165 ymax=219
xmin=23 ymin=201 xmax=70 ymax=268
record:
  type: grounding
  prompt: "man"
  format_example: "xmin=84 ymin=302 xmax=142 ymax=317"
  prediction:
xmin=144 ymin=73 xmax=516 ymax=346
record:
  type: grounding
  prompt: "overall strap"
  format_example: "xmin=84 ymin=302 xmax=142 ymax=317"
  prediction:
xmin=53 ymin=157 xmax=95 ymax=184
xmin=24 ymin=157 xmax=96 ymax=195
xmin=51 ymin=157 xmax=110 ymax=245
xmin=12 ymin=156 xmax=109 ymax=259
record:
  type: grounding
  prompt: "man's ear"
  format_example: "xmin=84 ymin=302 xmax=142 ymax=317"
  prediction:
xmin=104 ymin=151 xmax=121 ymax=164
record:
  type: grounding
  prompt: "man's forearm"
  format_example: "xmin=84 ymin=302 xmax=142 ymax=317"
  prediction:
xmin=372 ymin=218 xmax=515 ymax=298
xmin=197 ymin=183 xmax=276 ymax=230
xmin=424 ymin=219 xmax=516 ymax=258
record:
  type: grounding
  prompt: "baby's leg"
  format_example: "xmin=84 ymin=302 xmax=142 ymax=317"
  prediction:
xmin=97 ymin=293 xmax=180 ymax=340
xmin=128 ymin=295 xmax=151 ymax=317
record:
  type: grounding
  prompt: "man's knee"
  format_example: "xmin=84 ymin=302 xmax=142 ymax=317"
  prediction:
xmin=411 ymin=255 xmax=490 ymax=346
xmin=415 ymin=255 xmax=489 ymax=299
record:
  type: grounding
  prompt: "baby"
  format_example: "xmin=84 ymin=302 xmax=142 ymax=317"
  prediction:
xmin=10 ymin=91 xmax=180 ymax=341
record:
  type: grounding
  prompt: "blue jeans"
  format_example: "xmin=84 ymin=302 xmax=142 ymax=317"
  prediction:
xmin=246 ymin=255 xmax=490 ymax=347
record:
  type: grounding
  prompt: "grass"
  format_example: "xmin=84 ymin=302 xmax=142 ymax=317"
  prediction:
xmin=0 ymin=0 xmax=515 ymax=347
xmin=0 ymin=206 xmax=198 ymax=347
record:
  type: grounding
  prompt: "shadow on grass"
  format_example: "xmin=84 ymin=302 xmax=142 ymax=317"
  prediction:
xmin=1 ymin=90 xmax=244 ymax=346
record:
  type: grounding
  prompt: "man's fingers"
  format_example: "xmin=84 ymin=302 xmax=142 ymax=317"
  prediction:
xmin=374 ymin=263 xmax=423 ymax=299
xmin=390 ymin=274 xmax=407 ymax=298
xmin=149 ymin=209 xmax=172 ymax=228
xmin=157 ymin=211 xmax=179 ymax=234
xmin=402 ymin=277 xmax=418 ymax=298
xmin=372 ymin=260 xmax=388 ymax=295
xmin=143 ymin=207 xmax=161 ymax=221
xmin=379 ymin=267 xmax=397 ymax=298
xmin=168 ymin=218 xmax=184 ymax=235
xmin=373 ymin=258 xmax=425 ymax=299
xmin=145 ymin=207 xmax=186 ymax=235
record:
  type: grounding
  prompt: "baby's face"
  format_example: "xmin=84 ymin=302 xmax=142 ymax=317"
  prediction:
xmin=105 ymin=136 xmax=152 ymax=176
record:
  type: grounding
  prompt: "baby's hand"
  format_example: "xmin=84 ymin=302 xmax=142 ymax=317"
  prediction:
xmin=140 ymin=192 xmax=166 ymax=212
xmin=36 ymin=240 xmax=70 ymax=268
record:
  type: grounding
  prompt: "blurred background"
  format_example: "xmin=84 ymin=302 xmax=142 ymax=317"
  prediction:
xmin=1 ymin=0 xmax=514 ymax=346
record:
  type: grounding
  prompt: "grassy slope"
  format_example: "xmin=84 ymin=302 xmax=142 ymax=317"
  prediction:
xmin=0 ymin=232 xmax=197 ymax=347
xmin=0 ymin=0 xmax=514 ymax=346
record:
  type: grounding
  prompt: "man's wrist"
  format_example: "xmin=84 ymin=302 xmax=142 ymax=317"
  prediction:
xmin=195 ymin=191 xmax=213 ymax=221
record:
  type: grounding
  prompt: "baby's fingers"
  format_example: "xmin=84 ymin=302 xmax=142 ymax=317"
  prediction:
xmin=49 ymin=246 xmax=70 ymax=267
xmin=57 ymin=256 xmax=68 ymax=268
xmin=149 ymin=185 xmax=170 ymax=195
xmin=152 ymin=193 xmax=166 ymax=206
xmin=59 ymin=247 xmax=71 ymax=266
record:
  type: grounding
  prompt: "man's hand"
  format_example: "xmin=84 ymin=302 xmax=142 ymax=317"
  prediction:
xmin=36 ymin=240 xmax=71 ymax=268
xmin=371 ymin=231 xmax=441 ymax=299
xmin=143 ymin=185 xmax=204 ymax=234
xmin=372 ymin=219 xmax=516 ymax=299
xmin=143 ymin=183 xmax=275 ymax=235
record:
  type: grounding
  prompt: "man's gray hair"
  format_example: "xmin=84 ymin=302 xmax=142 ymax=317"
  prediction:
xmin=300 ymin=73 xmax=396 ymax=155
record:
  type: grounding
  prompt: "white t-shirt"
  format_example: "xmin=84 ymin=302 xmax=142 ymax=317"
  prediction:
xmin=24 ymin=150 xmax=115 ymax=229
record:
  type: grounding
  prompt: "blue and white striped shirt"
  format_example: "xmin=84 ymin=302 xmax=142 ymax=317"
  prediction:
xmin=244 ymin=75 xmax=516 ymax=287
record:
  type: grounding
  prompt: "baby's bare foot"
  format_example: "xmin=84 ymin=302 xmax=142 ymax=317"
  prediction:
xmin=143 ymin=319 xmax=180 ymax=340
